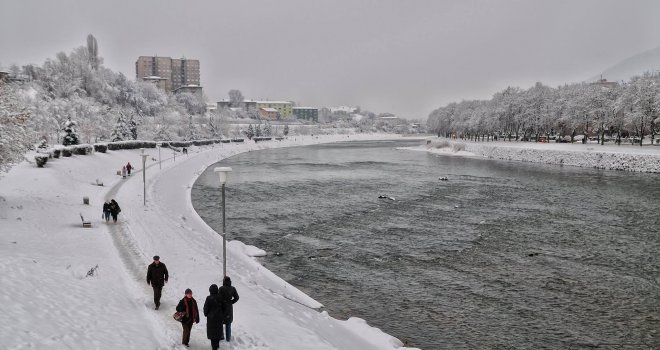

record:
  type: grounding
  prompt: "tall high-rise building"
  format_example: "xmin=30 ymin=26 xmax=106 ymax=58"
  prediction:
xmin=135 ymin=56 xmax=201 ymax=93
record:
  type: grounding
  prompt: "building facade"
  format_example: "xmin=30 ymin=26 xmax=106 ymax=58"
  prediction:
xmin=259 ymin=107 xmax=279 ymax=120
xmin=256 ymin=101 xmax=293 ymax=118
xmin=135 ymin=56 xmax=201 ymax=93
xmin=293 ymin=107 xmax=319 ymax=122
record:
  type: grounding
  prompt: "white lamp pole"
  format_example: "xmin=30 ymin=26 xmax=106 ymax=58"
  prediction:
xmin=157 ymin=143 xmax=162 ymax=170
xmin=140 ymin=148 xmax=148 ymax=206
xmin=214 ymin=167 xmax=232 ymax=277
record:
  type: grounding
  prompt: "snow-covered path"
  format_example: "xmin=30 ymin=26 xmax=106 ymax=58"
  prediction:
xmin=1 ymin=134 xmax=417 ymax=350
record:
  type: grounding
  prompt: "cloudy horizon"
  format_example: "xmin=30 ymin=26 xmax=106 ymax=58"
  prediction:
xmin=2 ymin=0 xmax=659 ymax=119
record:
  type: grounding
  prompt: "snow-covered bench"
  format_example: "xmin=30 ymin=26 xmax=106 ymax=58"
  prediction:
xmin=80 ymin=213 xmax=92 ymax=228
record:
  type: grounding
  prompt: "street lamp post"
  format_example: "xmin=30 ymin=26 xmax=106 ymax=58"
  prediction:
xmin=214 ymin=167 xmax=232 ymax=277
xmin=140 ymin=148 xmax=148 ymax=206
xmin=157 ymin=143 xmax=162 ymax=170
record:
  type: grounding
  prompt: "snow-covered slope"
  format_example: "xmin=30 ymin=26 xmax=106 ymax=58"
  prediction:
xmin=0 ymin=134 xmax=418 ymax=350
xmin=414 ymin=139 xmax=660 ymax=173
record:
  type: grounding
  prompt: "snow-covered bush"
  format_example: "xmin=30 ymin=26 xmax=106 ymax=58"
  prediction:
xmin=34 ymin=155 xmax=49 ymax=167
xmin=169 ymin=141 xmax=192 ymax=148
xmin=72 ymin=144 xmax=93 ymax=155
xmin=62 ymin=148 xmax=73 ymax=157
xmin=52 ymin=149 xmax=61 ymax=158
xmin=106 ymin=140 xmax=157 ymax=151
xmin=94 ymin=144 xmax=108 ymax=153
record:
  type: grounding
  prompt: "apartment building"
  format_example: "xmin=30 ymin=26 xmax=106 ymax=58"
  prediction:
xmin=135 ymin=56 xmax=201 ymax=93
xmin=256 ymin=101 xmax=293 ymax=118
xmin=293 ymin=107 xmax=319 ymax=122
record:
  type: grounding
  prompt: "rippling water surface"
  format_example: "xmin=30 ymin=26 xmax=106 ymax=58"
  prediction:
xmin=192 ymin=140 xmax=660 ymax=350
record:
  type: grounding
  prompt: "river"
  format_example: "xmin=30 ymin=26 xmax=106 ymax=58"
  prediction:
xmin=192 ymin=139 xmax=660 ymax=350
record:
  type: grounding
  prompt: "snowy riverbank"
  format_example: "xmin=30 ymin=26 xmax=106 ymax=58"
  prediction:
xmin=0 ymin=133 xmax=420 ymax=350
xmin=412 ymin=138 xmax=660 ymax=173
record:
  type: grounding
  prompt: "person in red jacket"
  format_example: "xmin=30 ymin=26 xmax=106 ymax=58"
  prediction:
xmin=176 ymin=288 xmax=200 ymax=347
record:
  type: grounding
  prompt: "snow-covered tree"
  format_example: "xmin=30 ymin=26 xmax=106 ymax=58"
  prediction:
xmin=184 ymin=115 xmax=199 ymax=141
xmin=263 ymin=121 xmax=272 ymax=136
xmin=246 ymin=124 xmax=255 ymax=139
xmin=111 ymin=113 xmax=131 ymax=141
xmin=255 ymin=124 xmax=262 ymax=137
xmin=228 ymin=89 xmax=243 ymax=108
xmin=62 ymin=117 xmax=80 ymax=145
xmin=283 ymin=124 xmax=289 ymax=136
xmin=0 ymin=81 xmax=31 ymax=172
xmin=128 ymin=115 xmax=138 ymax=140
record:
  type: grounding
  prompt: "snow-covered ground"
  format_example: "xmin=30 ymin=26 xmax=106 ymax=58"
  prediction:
xmin=0 ymin=134 xmax=421 ymax=350
xmin=411 ymin=139 xmax=660 ymax=173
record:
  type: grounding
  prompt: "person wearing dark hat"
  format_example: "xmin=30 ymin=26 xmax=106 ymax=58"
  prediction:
xmin=146 ymin=255 xmax=168 ymax=310
xmin=219 ymin=276 xmax=239 ymax=342
xmin=176 ymin=288 xmax=200 ymax=347
xmin=203 ymin=284 xmax=224 ymax=350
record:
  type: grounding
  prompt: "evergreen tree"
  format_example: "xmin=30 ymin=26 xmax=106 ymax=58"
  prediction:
xmin=111 ymin=113 xmax=130 ymax=141
xmin=62 ymin=117 xmax=80 ymax=145
xmin=255 ymin=124 xmax=262 ymax=137
xmin=246 ymin=124 xmax=255 ymax=139
xmin=128 ymin=115 xmax=138 ymax=140
xmin=264 ymin=121 xmax=272 ymax=136
xmin=283 ymin=124 xmax=289 ymax=136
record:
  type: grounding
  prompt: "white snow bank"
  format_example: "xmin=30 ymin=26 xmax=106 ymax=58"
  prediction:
xmin=1 ymin=133 xmax=419 ymax=350
xmin=411 ymin=138 xmax=660 ymax=173
xmin=235 ymin=241 xmax=268 ymax=257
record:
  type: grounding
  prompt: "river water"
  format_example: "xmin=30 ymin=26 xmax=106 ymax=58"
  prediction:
xmin=192 ymin=139 xmax=660 ymax=350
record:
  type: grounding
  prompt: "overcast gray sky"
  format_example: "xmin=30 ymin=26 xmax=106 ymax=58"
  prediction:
xmin=1 ymin=0 xmax=659 ymax=119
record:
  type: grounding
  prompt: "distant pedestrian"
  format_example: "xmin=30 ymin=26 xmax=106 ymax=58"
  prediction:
xmin=126 ymin=162 xmax=133 ymax=176
xmin=109 ymin=199 xmax=121 ymax=223
xmin=219 ymin=276 xmax=239 ymax=342
xmin=182 ymin=147 xmax=188 ymax=155
xmin=102 ymin=201 xmax=111 ymax=222
xmin=146 ymin=255 xmax=168 ymax=310
xmin=176 ymin=288 xmax=200 ymax=347
xmin=203 ymin=284 xmax=224 ymax=349
xmin=121 ymin=166 xmax=127 ymax=179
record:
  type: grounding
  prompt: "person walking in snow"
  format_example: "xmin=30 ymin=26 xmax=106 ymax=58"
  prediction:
xmin=203 ymin=284 xmax=224 ymax=349
xmin=146 ymin=255 xmax=168 ymax=310
xmin=109 ymin=199 xmax=121 ymax=223
xmin=121 ymin=166 xmax=127 ymax=179
xmin=219 ymin=276 xmax=239 ymax=342
xmin=126 ymin=162 xmax=133 ymax=176
xmin=176 ymin=288 xmax=200 ymax=347
xmin=102 ymin=201 xmax=111 ymax=222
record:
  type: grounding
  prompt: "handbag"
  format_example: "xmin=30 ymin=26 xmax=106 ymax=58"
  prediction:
xmin=173 ymin=311 xmax=185 ymax=322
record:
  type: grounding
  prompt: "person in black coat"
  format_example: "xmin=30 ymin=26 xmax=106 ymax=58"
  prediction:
xmin=102 ymin=201 xmax=111 ymax=222
xmin=218 ymin=276 xmax=239 ymax=342
xmin=176 ymin=288 xmax=200 ymax=347
xmin=203 ymin=284 xmax=224 ymax=350
xmin=146 ymin=255 xmax=168 ymax=310
xmin=109 ymin=199 xmax=121 ymax=223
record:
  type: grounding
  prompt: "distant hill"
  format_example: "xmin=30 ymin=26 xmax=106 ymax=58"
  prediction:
xmin=588 ymin=45 xmax=660 ymax=82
